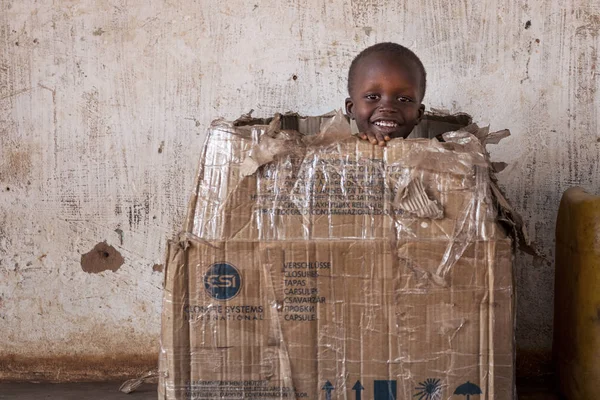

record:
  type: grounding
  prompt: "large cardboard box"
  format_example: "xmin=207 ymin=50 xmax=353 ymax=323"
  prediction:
xmin=159 ymin=112 xmax=515 ymax=399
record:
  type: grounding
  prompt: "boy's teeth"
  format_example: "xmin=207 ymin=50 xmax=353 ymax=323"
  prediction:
xmin=374 ymin=121 xmax=398 ymax=127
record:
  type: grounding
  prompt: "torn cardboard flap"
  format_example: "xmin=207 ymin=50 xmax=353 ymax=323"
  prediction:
xmin=443 ymin=123 xmax=534 ymax=255
xmin=160 ymin=110 xmax=517 ymax=400
xmin=240 ymin=133 xmax=305 ymax=177
xmin=392 ymin=178 xmax=443 ymax=219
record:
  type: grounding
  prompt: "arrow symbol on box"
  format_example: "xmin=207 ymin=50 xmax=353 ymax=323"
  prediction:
xmin=322 ymin=380 xmax=334 ymax=400
xmin=352 ymin=380 xmax=364 ymax=400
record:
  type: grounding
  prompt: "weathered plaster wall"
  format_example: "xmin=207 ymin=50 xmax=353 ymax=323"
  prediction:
xmin=1 ymin=0 xmax=598 ymax=381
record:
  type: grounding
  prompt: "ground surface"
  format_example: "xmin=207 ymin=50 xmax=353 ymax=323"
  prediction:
xmin=0 ymin=382 xmax=156 ymax=399
xmin=0 ymin=380 xmax=561 ymax=399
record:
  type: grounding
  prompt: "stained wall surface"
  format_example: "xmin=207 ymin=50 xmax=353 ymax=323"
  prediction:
xmin=1 ymin=0 xmax=598 ymax=380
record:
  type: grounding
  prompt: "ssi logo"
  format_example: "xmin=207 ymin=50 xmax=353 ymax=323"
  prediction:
xmin=203 ymin=262 xmax=242 ymax=300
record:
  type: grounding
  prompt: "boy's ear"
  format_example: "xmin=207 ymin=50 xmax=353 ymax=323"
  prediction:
xmin=345 ymin=97 xmax=354 ymax=118
xmin=416 ymin=104 xmax=425 ymax=124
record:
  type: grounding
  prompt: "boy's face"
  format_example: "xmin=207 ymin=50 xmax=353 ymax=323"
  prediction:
xmin=345 ymin=54 xmax=425 ymax=140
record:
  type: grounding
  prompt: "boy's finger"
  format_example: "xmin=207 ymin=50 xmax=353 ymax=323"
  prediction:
xmin=357 ymin=132 xmax=387 ymax=146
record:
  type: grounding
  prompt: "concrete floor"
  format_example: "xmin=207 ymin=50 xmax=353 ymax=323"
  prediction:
xmin=0 ymin=382 xmax=156 ymax=400
xmin=0 ymin=380 xmax=562 ymax=399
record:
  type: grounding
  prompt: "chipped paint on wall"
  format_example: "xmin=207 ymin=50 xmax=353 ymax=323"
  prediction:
xmin=80 ymin=242 xmax=124 ymax=274
xmin=1 ymin=0 xmax=599 ymax=380
xmin=152 ymin=264 xmax=164 ymax=273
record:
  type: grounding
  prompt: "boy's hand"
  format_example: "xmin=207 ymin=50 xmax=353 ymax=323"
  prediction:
xmin=357 ymin=131 xmax=390 ymax=147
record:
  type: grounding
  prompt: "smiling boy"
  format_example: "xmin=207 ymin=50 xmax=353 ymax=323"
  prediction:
xmin=345 ymin=42 xmax=427 ymax=146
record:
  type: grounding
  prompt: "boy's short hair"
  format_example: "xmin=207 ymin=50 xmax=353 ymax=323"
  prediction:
xmin=347 ymin=42 xmax=427 ymax=100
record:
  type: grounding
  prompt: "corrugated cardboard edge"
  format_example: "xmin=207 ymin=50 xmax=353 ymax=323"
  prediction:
xmin=158 ymin=234 xmax=191 ymax=400
xmin=393 ymin=178 xmax=444 ymax=219
xmin=184 ymin=132 xmax=210 ymax=233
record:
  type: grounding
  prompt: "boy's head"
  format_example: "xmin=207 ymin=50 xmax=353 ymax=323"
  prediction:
xmin=345 ymin=42 xmax=427 ymax=141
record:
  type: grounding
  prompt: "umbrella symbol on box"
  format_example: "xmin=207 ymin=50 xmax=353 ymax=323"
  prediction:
xmin=453 ymin=381 xmax=482 ymax=400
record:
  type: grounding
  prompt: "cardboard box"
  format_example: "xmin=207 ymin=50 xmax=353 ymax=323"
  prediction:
xmin=159 ymin=112 xmax=515 ymax=399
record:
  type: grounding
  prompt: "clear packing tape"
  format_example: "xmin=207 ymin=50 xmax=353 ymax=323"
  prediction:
xmin=159 ymin=110 xmax=521 ymax=400
xmin=187 ymin=110 xmax=528 ymax=280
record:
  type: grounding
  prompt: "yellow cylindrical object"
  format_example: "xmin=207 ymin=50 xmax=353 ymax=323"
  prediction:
xmin=554 ymin=187 xmax=600 ymax=400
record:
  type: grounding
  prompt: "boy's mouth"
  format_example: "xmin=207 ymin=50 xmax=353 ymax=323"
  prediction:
xmin=371 ymin=119 xmax=401 ymax=135
xmin=373 ymin=120 xmax=399 ymax=128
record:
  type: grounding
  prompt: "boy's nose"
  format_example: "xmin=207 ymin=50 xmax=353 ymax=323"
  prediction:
xmin=379 ymin=96 xmax=400 ymax=110
xmin=377 ymin=102 xmax=399 ymax=113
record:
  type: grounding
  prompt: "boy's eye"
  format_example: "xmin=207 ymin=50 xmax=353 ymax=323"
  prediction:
xmin=365 ymin=94 xmax=379 ymax=101
xmin=398 ymin=96 xmax=413 ymax=103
